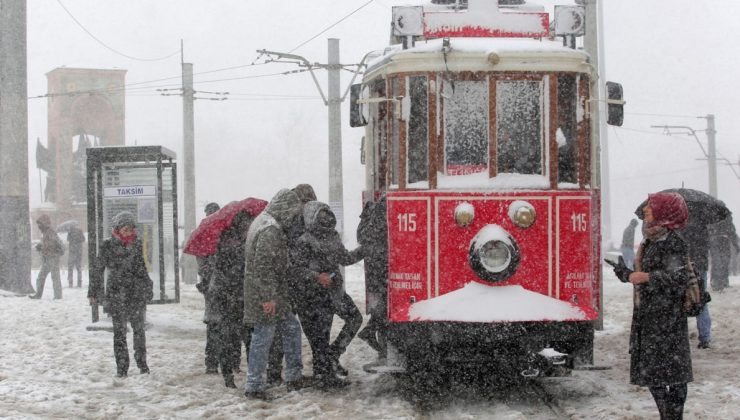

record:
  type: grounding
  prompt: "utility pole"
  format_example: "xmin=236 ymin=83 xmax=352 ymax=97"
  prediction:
xmin=0 ymin=0 xmax=33 ymax=294
xmin=706 ymin=114 xmax=717 ymax=198
xmin=580 ymin=0 xmax=604 ymax=330
xmin=256 ymin=39 xmax=367 ymax=239
xmin=651 ymin=116 xmax=718 ymax=198
xmin=327 ymin=39 xmax=344 ymax=237
xmin=181 ymin=60 xmax=197 ymax=285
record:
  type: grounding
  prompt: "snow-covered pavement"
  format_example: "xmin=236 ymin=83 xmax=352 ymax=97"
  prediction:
xmin=1 ymin=265 xmax=738 ymax=419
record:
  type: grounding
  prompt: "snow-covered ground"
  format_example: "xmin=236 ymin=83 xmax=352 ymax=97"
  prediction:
xmin=1 ymin=265 xmax=738 ymax=419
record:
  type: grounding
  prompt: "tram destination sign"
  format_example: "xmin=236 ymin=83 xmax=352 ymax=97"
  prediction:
xmin=103 ymin=185 xmax=156 ymax=198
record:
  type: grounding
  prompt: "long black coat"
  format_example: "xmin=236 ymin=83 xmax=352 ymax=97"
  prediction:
xmin=208 ymin=229 xmax=246 ymax=324
xmin=290 ymin=201 xmax=363 ymax=309
xmin=89 ymin=236 xmax=153 ymax=313
xmin=629 ymin=230 xmax=693 ymax=387
xmin=357 ymin=198 xmax=388 ymax=294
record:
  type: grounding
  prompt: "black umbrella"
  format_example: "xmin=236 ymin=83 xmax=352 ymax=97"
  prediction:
xmin=56 ymin=219 xmax=80 ymax=233
xmin=634 ymin=188 xmax=730 ymax=226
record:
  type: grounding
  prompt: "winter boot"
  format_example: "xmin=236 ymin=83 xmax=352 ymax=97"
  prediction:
xmin=224 ymin=374 xmax=237 ymax=388
xmin=332 ymin=356 xmax=349 ymax=376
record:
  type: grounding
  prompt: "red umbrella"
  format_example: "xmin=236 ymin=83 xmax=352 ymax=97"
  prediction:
xmin=183 ymin=197 xmax=267 ymax=257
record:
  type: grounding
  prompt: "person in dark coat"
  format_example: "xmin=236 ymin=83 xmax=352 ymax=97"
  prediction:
xmin=290 ymin=201 xmax=363 ymax=388
xmin=88 ymin=211 xmax=154 ymax=377
xmin=612 ymin=192 xmax=693 ymax=420
xmin=708 ymin=216 xmax=739 ymax=292
xmin=29 ymin=214 xmax=64 ymax=299
xmin=621 ymin=219 xmax=639 ymax=269
xmin=265 ymin=183 xmax=317 ymax=385
xmin=210 ymin=207 xmax=262 ymax=388
xmin=243 ymin=189 xmax=307 ymax=400
xmin=195 ymin=202 xmax=220 ymax=374
xmin=66 ymin=224 xmax=85 ymax=288
xmin=356 ymin=197 xmax=389 ymax=358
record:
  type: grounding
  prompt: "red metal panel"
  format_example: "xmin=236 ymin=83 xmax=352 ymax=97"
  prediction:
xmin=386 ymin=190 xmax=599 ymax=323
xmin=386 ymin=196 xmax=432 ymax=322
xmin=556 ymin=196 xmax=599 ymax=319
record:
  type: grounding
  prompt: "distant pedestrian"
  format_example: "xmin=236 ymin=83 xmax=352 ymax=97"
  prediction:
xmin=29 ymin=214 xmax=64 ymax=300
xmin=708 ymin=217 xmax=739 ymax=292
xmin=290 ymin=201 xmax=363 ymax=389
xmin=621 ymin=219 xmax=638 ymax=269
xmin=88 ymin=211 xmax=153 ymax=378
xmin=66 ymin=224 xmax=85 ymax=288
xmin=243 ymin=189 xmax=308 ymax=400
xmin=612 ymin=192 xmax=693 ymax=420
xmin=195 ymin=202 xmax=220 ymax=375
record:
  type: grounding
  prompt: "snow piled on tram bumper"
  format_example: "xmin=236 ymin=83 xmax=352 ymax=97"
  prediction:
xmin=408 ymin=282 xmax=587 ymax=322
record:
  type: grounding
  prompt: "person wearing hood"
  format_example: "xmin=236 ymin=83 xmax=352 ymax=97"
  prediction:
xmin=196 ymin=202 xmax=221 ymax=375
xmin=243 ymin=189 xmax=308 ymax=400
xmin=290 ymin=201 xmax=363 ymax=389
xmin=88 ymin=211 xmax=153 ymax=378
xmin=609 ymin=192 xmax=693 ymax=420
xmin=29 ymin=214 xmax=65 ymax=299
xmin=264 ymin=183 xmax=317 ymax=386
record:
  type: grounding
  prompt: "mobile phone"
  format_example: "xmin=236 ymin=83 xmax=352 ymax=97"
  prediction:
xmin=604 ymin=259 xmax=618 ymax=267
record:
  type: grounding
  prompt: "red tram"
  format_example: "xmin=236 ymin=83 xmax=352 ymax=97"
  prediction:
xmin=350 ymin=0 xmax=623 ymax=376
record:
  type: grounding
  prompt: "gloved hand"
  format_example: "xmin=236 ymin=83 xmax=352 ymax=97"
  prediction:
xmin=195 ymin=281 xmax=206 ymax=294
xmin=606 ymin=256 xmax=632 ymax=283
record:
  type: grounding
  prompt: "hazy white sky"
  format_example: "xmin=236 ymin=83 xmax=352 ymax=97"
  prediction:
xmin=26 ymin=0 xmax=740 ymax=244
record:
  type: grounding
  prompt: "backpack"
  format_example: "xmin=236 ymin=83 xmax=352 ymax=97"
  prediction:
xmin=684 ymin=257 xmax=711 ymax=317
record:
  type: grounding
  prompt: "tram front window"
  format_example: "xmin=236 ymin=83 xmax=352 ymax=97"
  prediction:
xmin=557 ymin=75 xmax=578 ymax=184
xmin=443 ymin=79 xmax=488 ymax=175
xmin=407 ymin=76 xmax=428 ymax=185
xmin=496 ymin=80 xmax=543 ymax=175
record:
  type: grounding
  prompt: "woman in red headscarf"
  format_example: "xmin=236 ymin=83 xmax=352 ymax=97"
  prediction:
xmin=615 ymin=192 xmax=693 ymax=419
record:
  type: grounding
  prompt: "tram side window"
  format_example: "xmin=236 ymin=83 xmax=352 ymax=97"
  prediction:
xmin=390 ymin=78 xmax=401 ymax=186
xmin=496 ymin=80 xmax=543 ymax=175
xmin=407 ymin=76 xmax=428 ymax=184
xmin=557 ymin=75 xmax=578 ymax=184
xmin=444 ymin=80 xmax=488 ymax=175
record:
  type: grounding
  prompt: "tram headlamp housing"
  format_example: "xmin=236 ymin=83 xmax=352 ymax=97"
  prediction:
xmin=454 ymin=202 xmax=475 ymax=227
xmin=509 ymin=200 xmax=536 ymax=229
xmin=469 ymin=224 xmax=520 ymax=282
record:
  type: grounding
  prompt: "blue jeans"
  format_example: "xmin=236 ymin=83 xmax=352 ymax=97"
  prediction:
xmin=620 ymin=246 xmax=635 ymax=270
xmin=245 ymin=312 xmax=303 ymax=393
xmin=697 ymin=271 xmax=712 ymax=344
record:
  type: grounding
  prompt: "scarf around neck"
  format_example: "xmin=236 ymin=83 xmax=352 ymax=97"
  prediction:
xmin=112 ymin=228 xmax=137 ymax=246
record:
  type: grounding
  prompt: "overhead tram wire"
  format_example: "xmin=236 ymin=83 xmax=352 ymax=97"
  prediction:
xmin=288 ymin=0 xmax=376 ymax=53
xmin=55 ymin=0 xmax=179 ymax=62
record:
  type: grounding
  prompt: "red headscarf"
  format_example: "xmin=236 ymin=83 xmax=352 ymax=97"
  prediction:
xmin=647 ymin=192 xmax=688 ymax=230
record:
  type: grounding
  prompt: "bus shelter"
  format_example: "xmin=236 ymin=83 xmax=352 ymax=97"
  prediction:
xmin=86 ymin=146 xmax=180 ymax=308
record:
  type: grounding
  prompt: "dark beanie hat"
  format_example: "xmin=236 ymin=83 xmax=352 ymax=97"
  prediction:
xmin=292 ymin=184 xmax=317 ymax=203
xmin=112 ymin=211 xmax=137 ymax=229
xmin=204 ymin=202 xmax=220 ymax=216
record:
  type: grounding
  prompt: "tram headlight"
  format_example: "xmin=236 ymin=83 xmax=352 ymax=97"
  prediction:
xmin=454 ymin=202 xmax=475 ymax=227
xmin=509 ymin=200 xmax=536 ymax=229
xmin=469 ymin=224 xmax=520 ymax=282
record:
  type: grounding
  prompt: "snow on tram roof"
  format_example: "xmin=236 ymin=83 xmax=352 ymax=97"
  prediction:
xmin=366 ymin=37 xmax=590 ymax=76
